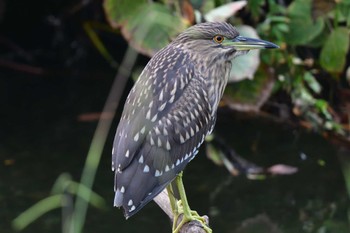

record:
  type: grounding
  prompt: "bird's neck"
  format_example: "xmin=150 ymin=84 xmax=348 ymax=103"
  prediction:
xmin=194 ymin=56 xmax=231 ymax=116
xmin=176 ymin=46 xmax=231 ymax=115
xmin=208 ymin=61 xmax=231 ymax=114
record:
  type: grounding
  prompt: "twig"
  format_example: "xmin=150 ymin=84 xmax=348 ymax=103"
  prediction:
xmin=0 ymin=58 xmax=46 ymax=76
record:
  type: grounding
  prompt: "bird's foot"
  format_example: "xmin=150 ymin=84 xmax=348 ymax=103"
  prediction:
xmin=172 ymin=200 xmax=212 ymax=233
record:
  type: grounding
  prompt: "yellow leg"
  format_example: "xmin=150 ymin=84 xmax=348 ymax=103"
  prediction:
xmin=167 ymin=185 xmax=179 ymax=231
xmin=172 ymin=172 xmax=212 ymax=233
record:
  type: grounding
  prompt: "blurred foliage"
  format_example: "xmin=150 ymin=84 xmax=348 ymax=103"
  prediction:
xmin=12 ymin=173 xmax=106 ymax=232
xmin=103 ymin=0 xmax=187 ymax=56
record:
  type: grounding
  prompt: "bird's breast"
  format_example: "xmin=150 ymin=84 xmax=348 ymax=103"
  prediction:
xmin=203 ymin=62 xmax=231 ymax=116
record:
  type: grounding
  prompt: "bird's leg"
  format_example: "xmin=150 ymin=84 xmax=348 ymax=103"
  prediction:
xmin=166 ymin=185 xmax=180 ymax=231
xmin=172 ymin=172 xmax=212 ymax=233
xmin=167 ymin=185 xmax=178 ymax=214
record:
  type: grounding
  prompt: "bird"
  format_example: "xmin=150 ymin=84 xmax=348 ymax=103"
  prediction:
xmin=112 ymin=22 xmax=278 ymax=232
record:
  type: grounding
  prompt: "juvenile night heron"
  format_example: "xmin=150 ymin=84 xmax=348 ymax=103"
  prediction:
xmin=112 ymin=22 xmax=278 ymax=232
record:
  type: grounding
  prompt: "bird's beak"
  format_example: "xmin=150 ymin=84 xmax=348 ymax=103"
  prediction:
xmin=224 ymin=36 xmax=279 ymax=50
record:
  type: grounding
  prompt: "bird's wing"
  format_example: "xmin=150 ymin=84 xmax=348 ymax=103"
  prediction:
xmin=112 ymin=50 xmax=215 ymax=218
xmin=112 ymin=50 xmax=194 ymax=173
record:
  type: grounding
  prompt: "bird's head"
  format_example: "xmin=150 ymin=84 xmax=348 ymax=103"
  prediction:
xmin=173 ymin=22 xmax=278 ymax=62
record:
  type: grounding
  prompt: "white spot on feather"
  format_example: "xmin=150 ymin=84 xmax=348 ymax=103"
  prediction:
xmin=194 ymin=109 xmax=199 ymax=117
xmin=195 ymin=124 xmax=200 ymax=133
xmin=149 ymin=100 xmax=153 ymax=108
xmin=134 ymin=133 xmax=139 ymax=141
xmin=166 ymin=140 xmax=171 ymax=150
xmin=151 ymin=114 xmax=158 ymax=122
xmin=155 ymin=126 xmax=161 ymax=135
xmin=179 ymin=134 xmax=185 ymax=144
xmin=158 ymin=102 xmax=166 ymax=111
xmin=190 ymin=127 xmax=195 ymax=137
xmin=185 ymin=153 xmax=189 ymax=160
xmin=163 ymin=128 xmax=168 ymax=136
xmin=169 ymin=95 xmax=175 ymax=104
xmin=150 ymin=136 xmax=155 ymax=146
xmin=170 ymin=82 xmax=177 ymax=96
xmin=139 ymin=155 xmax=144 ymax=164
xmin=143 ymin=165 xmax=150 ymax=173
xmin=159 ymin=90 xmax=164 ymax=101
xmin=190 ymin=112 xmax=195 ymax=120
xmin=141 ymin=126 xmax=146 ymax=134
xmin=155 ymin=170 xmax=162 ymax=177
xmin=146 ymin=109 xmax=151 ymax=120
xmin=185 ymin=131 xmax=190 ymax=140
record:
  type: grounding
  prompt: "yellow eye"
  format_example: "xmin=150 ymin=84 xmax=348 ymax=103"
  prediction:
xmin=213 ymin=35 xmax=224 ymax=44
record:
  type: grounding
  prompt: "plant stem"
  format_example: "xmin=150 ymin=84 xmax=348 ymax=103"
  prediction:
xmin=71 ymin=46 xmax=138 ymax=233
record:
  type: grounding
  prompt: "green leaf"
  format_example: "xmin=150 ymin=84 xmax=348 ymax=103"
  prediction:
xmin=285 ymin=0 xmax=325 ymax=45
xmin=304 ymin=72 xmax=321 ymax=94
xmin=247 ymin=0 xmax=265 ymax=19
xmin=224 ymin=69 xmax=275 ymax=111
xmin=315 ymin=99 xmax=332 ymax=120
xmin=206 ymin=142 xmax=224 ymax=166
xmin=275 ymin=23 xmax=289 ymax=33
xmin=12 ymin=195 xmax=63 ymax=231
xmin=104 ymin=1 xmax=186 ymax=56
xmin=83 ymin=22 xmax=118 ymax=68
xmin=306 ymin=26 xmax=328 ymax=47
xmin=320 ymin=27 xmax=350 ymax=73
xmin=103 ymin=0 xmax=146 ymax=27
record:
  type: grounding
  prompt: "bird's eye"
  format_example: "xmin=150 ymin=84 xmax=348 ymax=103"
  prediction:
xmin=213 ymin=35 xmax=224 ymax=44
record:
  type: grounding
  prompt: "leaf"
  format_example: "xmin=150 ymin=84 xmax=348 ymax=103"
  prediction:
xmin=229 ymin=25 xmax=261 ymax=82
xmin=104 ymin=1 xmax=186 ymax=56
xmin=206 ymin=142 xmax=224 ymax=166
xmin=304 ymin=72 xmax=321 ymax=94
xmin=320 ymin=27 xmax=349 ymax=73
xmin=286 ymin=0 xmax=325 ymax=45
xmin=311 ymin=0 xmax=336 ymax=19
xmin=12 ymin=195 xmax=63 ymax=231
xmin=204 ymin=1 xmax=247 ymax=22
xmin=247 ymin=0 xmax=265 ymax=19
xmin=181 ymin=0 xmax=195 ymax=24
xmin=83 ymin=22 xmax=118 ymax=68
xmin=103 ymin=0 xmax=146 ymax=27
xmin=224 ymin=69 xmax=275 ymax=111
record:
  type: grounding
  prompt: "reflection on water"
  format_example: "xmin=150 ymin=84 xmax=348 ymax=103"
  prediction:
xmin=0 ymin=74 xmax=348 ymax=233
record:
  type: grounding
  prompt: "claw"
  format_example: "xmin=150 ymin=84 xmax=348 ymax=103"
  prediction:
xmin=172 ymin=200 xmax=212 ymax=233
xmin=168 ymin=172 xmax=212 ymax=233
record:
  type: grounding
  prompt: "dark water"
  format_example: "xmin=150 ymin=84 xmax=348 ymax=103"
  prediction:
xmin=1 ymin=68 xmax=349 ymax=233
